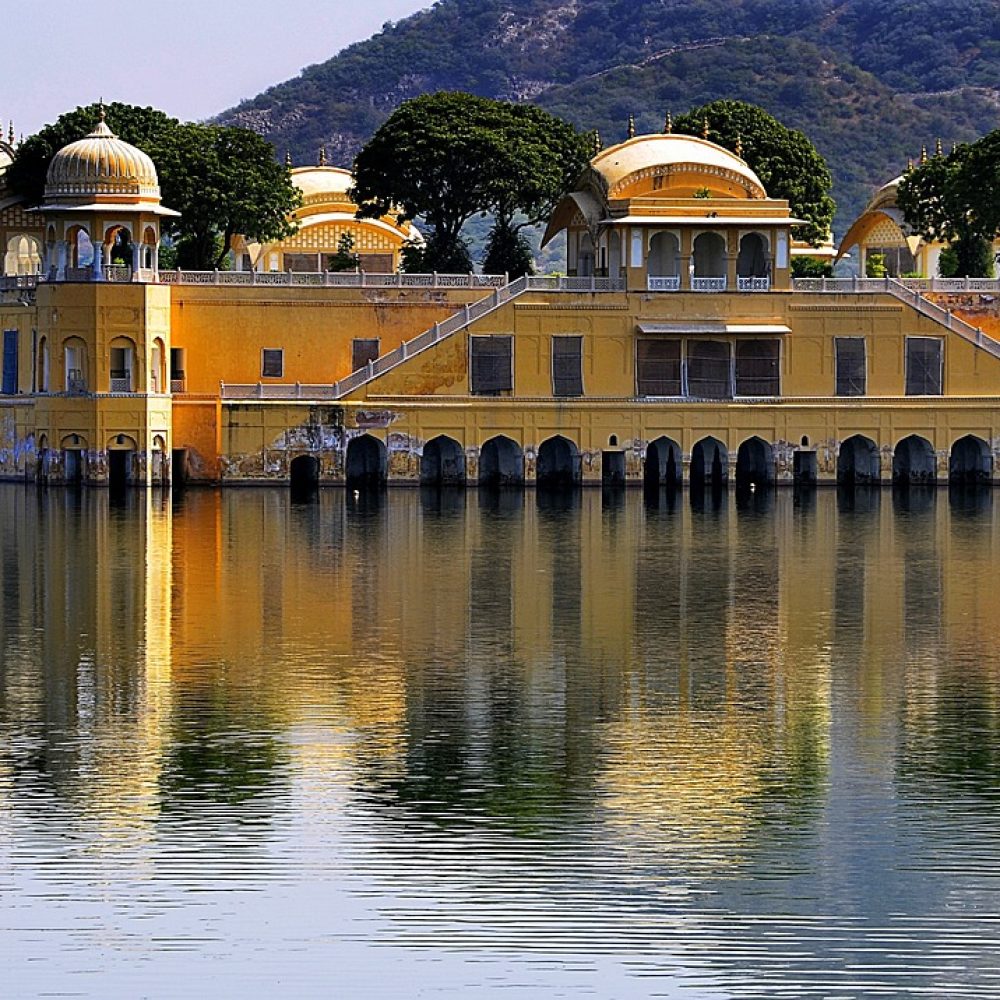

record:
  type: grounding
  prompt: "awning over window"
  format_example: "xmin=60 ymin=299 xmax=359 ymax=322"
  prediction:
xmin=637 ymin=322 xmax=791 ymax=335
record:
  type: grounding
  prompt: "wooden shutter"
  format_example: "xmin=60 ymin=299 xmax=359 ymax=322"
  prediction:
xmin=687 ymin=340 xmax=732 ymax=399
xmin=552 ymin=336 xmax=583 ymax=397
xmin=352 ymin=338 xmax=380 ymax=372
xmin=835 ymin=338 xmax=866 ymax=396
xmin=261 ymin=349 xmax=283 ymax=378
xmin=735 ymin=339 xmax=780 ymax=396
xmin=905 ymin=338 xmax=942 ymax=395
xmin=471 ymin=336 xmax=513 ymax=394
xmin=636 ymin=338 xmax=681 ymax=396
xmin=2 ymin=330 xmax=17 ymax=395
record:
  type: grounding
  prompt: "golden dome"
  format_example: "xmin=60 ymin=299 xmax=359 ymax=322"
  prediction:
xmin=44 ymin=117 xmax=161 ymax=202
xmin=291 ymin=166 xmax=353 ymax=204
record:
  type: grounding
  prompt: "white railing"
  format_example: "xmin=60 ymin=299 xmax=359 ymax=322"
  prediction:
xmin=0 ymin=275 xmax=39 ymax=290
xmin=157 ymin=270 xmax=510 ymax=288
xmin=648 ymin=276 xmax=681 ymax=292
xmin=793 ymin=277 xmax=1000 ymax=293
xmin=692 ymin=277 xmax=727 ymax=292
xmin=219 ymin=274 xmax=625 ymax=401
xmin=105 ymin=265 xmax=132 ymax=283
xmin=110 ymin=377 xmax=132 ymax=393
xmin=737 ymin=276 xmax=770 ymax=292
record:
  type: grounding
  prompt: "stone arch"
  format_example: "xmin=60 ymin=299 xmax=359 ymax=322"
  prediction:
xmin=107 ymin=433 xmax=138 ymax=490
xmin=108 ymin=336 xmax=137 ymax=392
xmin=536 ymin=435 xmax=582 ymax=489
xmin=837 ymin=434 xmax=881 ymax=485
xmin=892 ymin=434 xmax=936 ymax=485
xmin=735 ymin=436 xmax=774 ymax=488
xmin=693 ymin=232 xmax=726 ymax=278
xmin=949 ymin=434 xmax=992 ymax=485
xmin=421 ymin=435 xmax=466 ymax=486
xmin=479 ymin=435 xmax=524 ymax=487
xmin=691 ymin=436 xmax=728 ymax=487
xmin=644 ymin=435 xmax=682 ymax=487
xmin=345 ymin=434 xmax=387 ymax=488
xmin=151 ymin=337 xmax=166 ymax=394
xmin=648 ymin=231 xmax=680 ymax=278
xmin=60 ymin=433 xmax=87 ymax=484
xmin=141 ymin=225 xmax=158 ymax=270
xmin=290 ymin=454 xmax=320 ymax=491
xmin=66 ymin=225 xmax=93 ymax=268
xmin=62 ymin=336 xmax=88 ymax=393
xmin=105 ymin=224 xmax=134 ymax=267
xmin=737 ymin=232 xmax=769 ymax=278
xmin=4 ymin=234 xmax=42 ymax=275
xmin=151 ymin=434 xmax=169 ymax=485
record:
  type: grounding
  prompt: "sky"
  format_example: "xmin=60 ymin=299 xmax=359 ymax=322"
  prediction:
xmin=6 ymin=0 xmax=430 ymax=138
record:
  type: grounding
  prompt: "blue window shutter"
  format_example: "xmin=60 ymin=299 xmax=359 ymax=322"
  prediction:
xmin=2 ymin=330 xmax=17 ymax=395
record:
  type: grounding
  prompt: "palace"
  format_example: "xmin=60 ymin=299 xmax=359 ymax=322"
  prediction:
xmin=2 ymin=115 xmax=1000 ymax=490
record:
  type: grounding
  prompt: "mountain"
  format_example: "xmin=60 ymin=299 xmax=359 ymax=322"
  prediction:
xmin=217 ymin=0 xmax=1000 ymax=234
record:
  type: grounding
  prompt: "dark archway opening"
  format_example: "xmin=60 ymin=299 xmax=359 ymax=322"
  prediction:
xmin=837 ymin=435 xmax=880 ymax=486
xmin=63 ymin=449 xmax=84 ymax=485
xmin=892 ymin=435 xmax=936 ymax=486
xmin=793 ymin=450 xmax=817 ymax=486
xmin=172 ymin=449 xmax=188 ymax=488
xmin=421 ymin=436 xmax=466 ymax=487
xmin=690 ymin=437 xmax=728 ymax=492
xmin=290 ymin=454 xmax=320 ymax=495
xmin=346 ymin=435 xmax=387 ymax=489
xmin=602 ymin=450 xmax=626 ymax=488
xmin=479 ymin=436 xmax=524 ymax=488
xmin=643 ymin=436 xmax=682 ymax=489
xmin=949 ymin=435 xmax=991 ymax=485
xmin=536 ymin=436 xmax=582 ymax=490
xmin=735 ymin=436 xmax=774 ymax=492
xmin=108 ymin=449 xmax=131 ymax=491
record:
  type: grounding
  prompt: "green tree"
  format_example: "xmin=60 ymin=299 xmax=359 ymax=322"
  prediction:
xmin=9 ymin=101 xmax=300 ymax=270
xmin=482 ymin=222 xmax=535 ymax=279
xmin=352 ymin=92 xmax=589 ymax=274
xmin=898 ymin=135 xmax=999 ymax=278
xmin=327 ymin=231 xmax=359 ymax=272
xmin=674 ymin=100 xmax=836 ymax=246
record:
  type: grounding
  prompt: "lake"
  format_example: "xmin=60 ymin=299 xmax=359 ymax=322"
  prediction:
xmin=3 ymin=483 xmax=1000 ymax=998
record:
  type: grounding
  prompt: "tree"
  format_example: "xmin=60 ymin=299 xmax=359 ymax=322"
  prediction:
xmin=8 ymin=101 xmax=300 ymax=270
xmin=352 ymin=92 xmax=589 ymax=274
xmin=674 ymin=100 xmax=836 ymax=246
xmin=327 ymin=231 xmax=359 ymax=272
xmin=483 ymin=222 xmax=534 ymax=278
xmin=898 ymin=135 xmax=999 ymax=278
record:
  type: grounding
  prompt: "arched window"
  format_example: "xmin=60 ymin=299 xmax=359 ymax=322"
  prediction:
xmin=109 ymin=336 xmax=137 ymax=393
xmin=692 ymin=232 xmax=726 ymax=289
xmin=63 ymin=337 xmax=88 ymax=393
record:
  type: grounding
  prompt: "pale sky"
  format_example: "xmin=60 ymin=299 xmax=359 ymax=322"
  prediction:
xmin=6 ymin=0 xmax=431 ymax=137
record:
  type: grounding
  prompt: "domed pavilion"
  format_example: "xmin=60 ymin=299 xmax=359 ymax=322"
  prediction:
xmin=543 ymin=130 xmax=802 ymax=292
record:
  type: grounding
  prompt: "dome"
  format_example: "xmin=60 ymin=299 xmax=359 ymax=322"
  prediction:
xmin=867 ymin=175 xmax=903 ymax=213
xmin=291 ymin=166 xmax=353 ymax=203
xmin=592 ymin=133 xmax=766 ymax=199
xmin=44 ymin=117 xmax=161 ymax=202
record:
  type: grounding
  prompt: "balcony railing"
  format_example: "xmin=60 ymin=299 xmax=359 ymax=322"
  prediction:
xmin=648 ymin=275 xmax=681 ymax=292
xmin=737 ymin=276 xmax=770 ymax=292
xmin=170 ymin=377 xmax=187 ymax=394
xmin=105 ymin=265 xmax=133 ymax=283
xmin=692 ymin=277 xmax=727 ymax=292
xmin=110 ymin=375 xmax=132 ymax=393
xmin=66 ymin=375 xmax=87 ymax=394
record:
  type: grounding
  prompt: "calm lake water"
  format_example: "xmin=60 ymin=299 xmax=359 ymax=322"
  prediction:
xmin=3 ymin=483 xmax=1000 ymax=998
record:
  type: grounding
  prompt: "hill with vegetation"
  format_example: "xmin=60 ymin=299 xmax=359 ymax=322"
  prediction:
xmin=217 ymin=0 xmax=1000 ymax=235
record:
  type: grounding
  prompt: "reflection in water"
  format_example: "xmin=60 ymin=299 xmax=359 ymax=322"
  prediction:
xmin=3 ymin=486 xmax=1000 ymax=996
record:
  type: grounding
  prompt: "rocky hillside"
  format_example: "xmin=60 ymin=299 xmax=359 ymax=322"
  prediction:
xmin=217 ymin=0 xmax=1000 ymax=232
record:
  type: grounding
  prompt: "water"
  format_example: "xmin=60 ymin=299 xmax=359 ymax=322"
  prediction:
xmin=3 ymin=484 xmax=1000 ymax=998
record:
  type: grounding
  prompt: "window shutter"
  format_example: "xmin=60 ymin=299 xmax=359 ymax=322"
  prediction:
xmin=2 ymin=330 xmax=18 ymax=395
xmin=687 ymin=340 xmax=732 ymax=399
xmin=471 ymin=336 xmax=513 ymax=394
xmin=636 ymin=339 xmax=682 ymax=396
xmin=352 ymin=338 xmax=380 ymax=372
xmin=261 ymin=349 xmax=283 ymax=378
xmin=735 ymin=339 xmax=780 ymax=396
xmin=835 ymin=338 xmax=866 ymax=396
xmin=552 ymin=336 xmax=583 ymax=397
xmin=905 ymin=338 xmax=942 ymax=395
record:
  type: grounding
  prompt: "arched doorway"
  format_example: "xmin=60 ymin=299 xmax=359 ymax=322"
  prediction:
xmin=421 ymin=435 xmax=466 ymax=486
xmin=648 ymin=232 xmax=680 ymax=287
xmin=63 ymin=336 xmax=88 ymax=393
xmin=290 ymin=454 xmax=320 ymax=491
xmin=691 ymin=436 xmax=728 ymax=488
xmin=479 ymin=436 xmax=524 ymax=487
xmin=578 ymin=232 xmax=595 ymax=277
xmin=106 ymin=225 xmax=134 ymax=274
xmin=892 ymin=435 xmax=936 ymax=485
xmin=4 ymin=235 xmax=42 ymax=276
xmin=536 ymin=436 xmax=582 ymax=489
xmin=345 ymin=435 xmax=387 ymax=488
xmin=837 ymin=435 xmax=881 ymax=485
xmin=36 ymin=434 xmax=49 ymax=483
xmin=735 ymin=436 xmax=774 ymax=489
xmin=61 ymin=434 xmax=86 ymax=485
xmin=608 ymin=230 xmax=622 ymax=277
xmin=736 ymin=232 xmax=769 ymax=287
xmin=692 ymin=232 xmax=726 ymax=287
xmin=151 ymin=435 xmax=168 ymax=485
xmin=107 ymin=434 xmax=137 ymax=490
xmin=644 ymin=436 xmax=682 ymax=488
xmin=949 ymin=435 xmax=991 ymax=485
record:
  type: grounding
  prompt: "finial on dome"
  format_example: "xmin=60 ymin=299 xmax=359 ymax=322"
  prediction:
xmin=7 ymin=121 xmax=13 ymax=146
xmin=664 ymin=111 xmax=672 ymax=134
xmin=318 ymin=146 xmax=327 ymax=167
xmin=935 ymin=137 xmax=943 ymax=157
xmin=920 ymin=144 xmax=928 ymax=164
xmin=592 ymin=129 xmax=602 ymax=155
xmin=285 ymin=149 xmax=292 ymax=168
xmin=735 ymin=133 xmax=743 ymax=158
xmin=98 ymin=98 xmax=106 ymax=123
xmin=951 ymin=141 xmax=957 ymax=155
xmin=906 ymin=157 xmax=914 ymax=172
xmin=627 ymin=114 xmax=635 ymax=140
xmin=702 ymin=117 xmax=710 ymax=140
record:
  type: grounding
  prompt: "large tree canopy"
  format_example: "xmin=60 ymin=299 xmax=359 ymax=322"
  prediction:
xmin=898 ymin=132 xmax=1000 ymax=277
xmin=674 ymin=100 xmax=835 ymax=246
xmin=8 ymin=102 xmax=300 ymax=270
xmin=352 ymin=92 xmax=590 ymax=275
